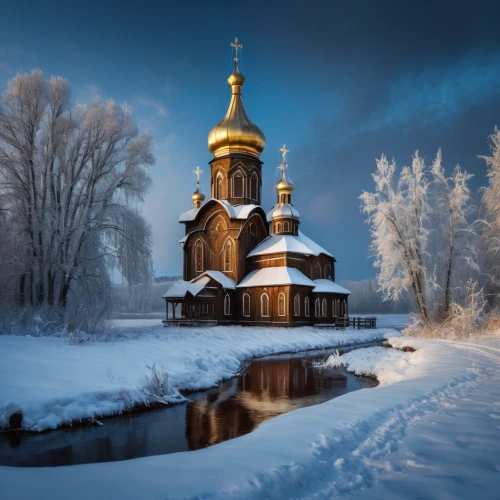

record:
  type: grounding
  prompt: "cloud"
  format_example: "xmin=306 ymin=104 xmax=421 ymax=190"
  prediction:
xmin=137 ymin=96 xmax=168 ymax=118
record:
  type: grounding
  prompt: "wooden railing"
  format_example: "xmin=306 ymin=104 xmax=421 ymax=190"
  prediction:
xmin=315 ymin=317 xmax=377 ymax=329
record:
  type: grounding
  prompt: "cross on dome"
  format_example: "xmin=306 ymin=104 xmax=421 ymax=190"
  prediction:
xmin=279 ymin=144 xmax=290 ymax=164
xmin=193 ymin=166 xmax=203 ymax=184
xmin=230 ymin=37 xmax=243 ymax=60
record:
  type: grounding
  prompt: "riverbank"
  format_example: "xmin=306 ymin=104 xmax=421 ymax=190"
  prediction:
xmin=2 ymin=333 xmax=499 ymax=499
xmin=0 ymin=321 xmax=396 ymax=432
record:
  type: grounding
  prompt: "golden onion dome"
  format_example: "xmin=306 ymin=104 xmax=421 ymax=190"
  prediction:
xmin=276 ymin=169 xmax=294 ymax=193
xmin=208 ymin=59 xmax=266 ymax=159
xmin=192 ymin=189 xmax=205 ymax=203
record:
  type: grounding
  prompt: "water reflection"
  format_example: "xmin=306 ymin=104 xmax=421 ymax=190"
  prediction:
xmin=0 ymin=352 xmax=377 ymax=467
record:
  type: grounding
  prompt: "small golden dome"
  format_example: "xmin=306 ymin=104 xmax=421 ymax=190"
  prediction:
xmin=192 ymin=189 xmax=205 ymax=202
xmin=208 ymin=59 xmax=266 ymax=159
xmin=276 ymin=169 xmax=294 ymax=193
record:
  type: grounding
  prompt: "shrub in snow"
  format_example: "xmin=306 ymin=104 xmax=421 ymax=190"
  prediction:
xmin=142 ymin=363 xmax=186 ymax=405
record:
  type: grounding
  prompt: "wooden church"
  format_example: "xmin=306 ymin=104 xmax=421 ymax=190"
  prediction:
xmin=163 ymin=39 xmax=350 ymax=327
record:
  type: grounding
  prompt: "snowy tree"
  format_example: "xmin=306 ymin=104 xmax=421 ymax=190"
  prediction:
xmin=430 ymin=150 xmax=476 ymax=315
xmin=361 ymin=149 xmax=476 ymax=324
xmin=0 ymin=70 xmax=154 ymax=332
xmin=360 ymin=153 xmax=430 ymax=322
xmin=479 ymin=128 xmax=500 ymax=308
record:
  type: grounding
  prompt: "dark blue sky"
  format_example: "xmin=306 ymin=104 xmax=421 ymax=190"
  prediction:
xmin=1 ymin=1 xmax=499 ymax=280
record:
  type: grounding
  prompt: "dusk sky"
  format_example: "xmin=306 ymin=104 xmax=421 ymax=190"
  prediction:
xmin=1 ymin=0 xmax=499 ymax=280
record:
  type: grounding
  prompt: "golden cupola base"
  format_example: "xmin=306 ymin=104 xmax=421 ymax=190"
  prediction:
xmin=207 ymin=58 xmax=266 ymax=160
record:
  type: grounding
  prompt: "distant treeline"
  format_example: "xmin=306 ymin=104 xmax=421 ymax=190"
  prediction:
xmin=111 ymin=278 xmax=412 ymax=317
xmin=340 ymin=280 xmax=412 ymax=314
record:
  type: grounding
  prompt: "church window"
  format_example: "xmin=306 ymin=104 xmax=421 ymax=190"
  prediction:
xmin=278 ymin=293 xmax=286 ymax=316
xmin=215 ymin=174 xmax=224 ymax=199
xmin=195 ymin=239 xmax=204 ymax=272
xmin=324 ymin=264 xmax=332 ymax=280
xmin=276 ymin=222 xmax=281 ymax=234
xmin=250 ymin=173 xmax=258 ymax=200
xmin=233 ymin=172 xmax=243 ymax=198
xmin=224 ymin=294 xmax=231 ymax=315
xmin=294 ymin=293 xmax=300 ymax=316
xmin=315 ymin=262 xmax=322 ymax=279
xmin=343 ymin=299 xmax=347 ymax=317
xmin=322 ymin=298 xmax=327 ymax=316
xmin=261 ymin=293 xmax=270 ymax=317
xmin=332 ymin=298 xmax=336 ymax=316
xmin=283 ymin=221 xmax=289 ymax=233
xmin=243 ymin=293 xmax=250 ymax=317
xmin=224 ymin=239 xmax=232 ymax=272
xmin=315 ymin=298 xmax=321 ymax=317
xmin=305 ymin=297 xmax=310 ymax=317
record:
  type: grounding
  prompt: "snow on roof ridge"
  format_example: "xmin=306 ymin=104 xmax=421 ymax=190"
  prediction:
xmin=162 ymin=277 xmax=210 ymax=298
xmin=312 ymin=279 xmax=351 ymax=295
xmin=237 ymin=267 xmax=316 ymax=288
xmin=180 ymin=200 xmax=261 ymax=223
xmin=247 ymin=232 xmax=333 ymax=258
xmin=192 ymin=270 xmax=236 ymax=290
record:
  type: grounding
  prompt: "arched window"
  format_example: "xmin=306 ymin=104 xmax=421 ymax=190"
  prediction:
xmin=233 ymin=172 xmax=243 ymax=198
xmin=283 ymin=221 xmax=289 ymax=233
xmin=324 ymin=264 xmax=332 ymax=280
xmin=224 ymin=294 xmax=231 ymax=315
xmin=243 ymin=293 xmax=250 ymax=317
xmin=322 ymin=298 xmax=327 ymax=316
xmin=215 ymin=174 xmax=223 ymax=199
xmin=278 ymin=293 xmax=286 ymax=316
xmin=332 ymin=298 xmax=336 ymax=316
xmin=315 ymin=298 xmax=321 ymax=317
xmin=261 ymin=293 xmax=270 ymax=317
xmin=294 ymin=293 xmax=300 ymax=316
xmin=315 ymin=263 xmax=322 ymax=279
xmin=305 ymin=297 xmax=310 ymax=317
xmin=195 ymin=239 xmax=203 ymax=272
xmin=250 ymin=173 xmax=258 ymax=200
xmin=276 ymin=222 xmax=281 ymax=234
xmin=224 ymin=239 xmax=232 ymax=272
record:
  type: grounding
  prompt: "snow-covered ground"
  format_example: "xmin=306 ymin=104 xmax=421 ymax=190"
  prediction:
xmin=0 ymin=320 xmax=393 ymax=432
xmin=2 ymin=318 xmax=500 ymax=499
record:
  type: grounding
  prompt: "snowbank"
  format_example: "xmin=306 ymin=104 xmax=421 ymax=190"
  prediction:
xmin=2 ymin=334 xmax=496 ymax=500
xmin=0 ymin=321 xmax=394 ymax=432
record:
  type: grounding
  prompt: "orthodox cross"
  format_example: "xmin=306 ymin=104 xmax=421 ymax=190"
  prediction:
xmin=230 ymin=37 xmax=243 ymax=60
xmin=193 ymin=166 xmax=203 ymax=187
xmin=279 ymin=144 xmax=290 ymax=164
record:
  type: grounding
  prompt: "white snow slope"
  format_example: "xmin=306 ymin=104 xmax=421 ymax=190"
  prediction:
xmin=2 ymin=326 xmax=500 ymax=499
xmin=0 ymin=320 xmax=390 ymax=431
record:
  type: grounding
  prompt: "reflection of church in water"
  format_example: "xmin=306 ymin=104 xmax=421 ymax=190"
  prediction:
xmin=164 ymin=39 xmax=350 ymax=326
xmin=185 ymin=356 xmax=350 ymax=450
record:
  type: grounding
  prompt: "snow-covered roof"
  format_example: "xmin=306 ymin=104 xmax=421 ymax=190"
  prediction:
xmin=266 ymin=204 xmax=300 ymax=222
xmin=192 ymin=270 xmax=236 ymax=290
xmin=247 ymin=231 xmax=333 ymax=258
xmin=162 ymin=277 xmax=210 ymax=298
xmin=179 ymin=199 xmax=261 ymax=223
xmin=179 ymin=235 xmax=188 ymax=248
xmin=312 ymin=279 xmax=351 ymax=295
xmin=179 ymin=208 xmax=199 ymax=222
xmin=237 ymin=267 xmax=316 ymax=288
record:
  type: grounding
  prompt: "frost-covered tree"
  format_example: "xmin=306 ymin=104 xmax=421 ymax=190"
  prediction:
xmin=361 ymin=150 xmax=477 ymax=324
xmin=479 ymin=128 xmax=500 ymax=308
xmin=360 ymin=153 xmax=430 ymax=322
xmin=0 ymin=70 xmax=154 ymax=332
xmin=430 ymin=150 xmax=476 ymax=315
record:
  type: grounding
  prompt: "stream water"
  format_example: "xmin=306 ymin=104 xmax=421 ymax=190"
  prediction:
xmin=0 ymin=344 xmax=379 ymax=467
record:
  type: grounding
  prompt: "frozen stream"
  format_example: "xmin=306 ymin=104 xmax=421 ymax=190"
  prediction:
xmin=0 ymin=346 xmax=378 ymax=467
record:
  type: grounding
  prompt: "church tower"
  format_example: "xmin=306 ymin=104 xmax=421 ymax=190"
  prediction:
xmin=207 ymin=38 xmax=266 ymax=206
xmin=270 ymin=145 xmax=300 ymax=236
